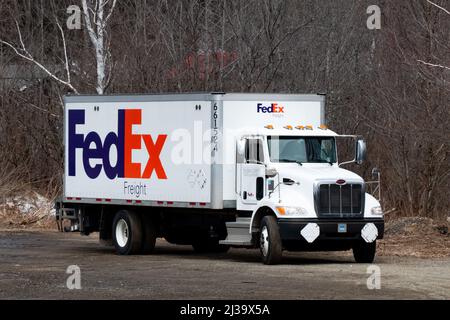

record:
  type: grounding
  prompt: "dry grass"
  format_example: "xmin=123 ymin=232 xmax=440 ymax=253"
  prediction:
xmin=0 ymin=211 xmax=56 ymax=230
xmin=379 ymin=217 xmax=450 ymax=258
xmin=0 ymin=192 xmax=57 ymax=230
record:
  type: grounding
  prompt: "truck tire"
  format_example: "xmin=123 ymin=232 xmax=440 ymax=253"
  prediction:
xmin=141 ymin=215 xmax=157 ymax=254
xmin=353 ymin=240 xmax=376 ymax=263
xmin=192 ymin=240 xmax=230 ymax=253
xmin=112 ymin=210 xmax=143 ymax=255
xmin=259 ymin=216 xmax=282 ymax=265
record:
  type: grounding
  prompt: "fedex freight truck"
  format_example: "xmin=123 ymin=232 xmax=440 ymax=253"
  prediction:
xmin=56 ymin=93 xmax=384 ymax=264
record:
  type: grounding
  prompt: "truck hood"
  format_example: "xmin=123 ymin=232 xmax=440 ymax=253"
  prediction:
xmin=262 ymin=163 xmax=376 ymax=219
xmin=271 ymin=163 xmax=364 ymax=185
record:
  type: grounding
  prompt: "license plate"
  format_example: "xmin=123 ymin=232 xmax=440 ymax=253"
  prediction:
xmin=338 ymin=223 xmax=347 ymax=233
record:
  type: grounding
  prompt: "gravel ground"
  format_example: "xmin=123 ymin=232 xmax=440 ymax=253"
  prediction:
xmin=0 ymin=230 xmax=449 ymax=300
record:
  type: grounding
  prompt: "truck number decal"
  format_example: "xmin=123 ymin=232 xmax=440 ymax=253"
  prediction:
xmin=211 ymin=103 xmax=219 ymax=154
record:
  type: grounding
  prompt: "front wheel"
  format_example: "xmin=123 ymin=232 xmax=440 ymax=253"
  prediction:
xmin=353 ymin=240 xmax=377 ymax=263
xmin=259 ymin=216 xmax=282 ymax=265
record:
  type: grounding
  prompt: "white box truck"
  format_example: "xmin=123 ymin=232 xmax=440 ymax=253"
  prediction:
xmin=56 ymin=93 xmax=384 ymax=264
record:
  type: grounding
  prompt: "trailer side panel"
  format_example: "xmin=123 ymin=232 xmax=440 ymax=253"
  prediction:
xmin=64 ymin=99 xmax=212 ymax=204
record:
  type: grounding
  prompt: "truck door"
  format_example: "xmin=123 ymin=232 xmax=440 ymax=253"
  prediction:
xmin=238 ymin=138 xmax=266 ymax=205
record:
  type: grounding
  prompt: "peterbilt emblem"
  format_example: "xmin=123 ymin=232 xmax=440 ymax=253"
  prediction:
xmin=336 ymin=179 xmax=346 ymax=185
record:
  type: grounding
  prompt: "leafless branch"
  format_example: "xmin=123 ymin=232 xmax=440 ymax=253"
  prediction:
xmin=0 ymin=20 xmax=79 ymax=94
xmin=427 ymin=0 xmax=450 ymax=15
xmin=417 ymin=59 xmax=450 ymax=70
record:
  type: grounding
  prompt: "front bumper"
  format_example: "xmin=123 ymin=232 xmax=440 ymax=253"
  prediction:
xmin=278 ymin=218 xmax=384 ymax=242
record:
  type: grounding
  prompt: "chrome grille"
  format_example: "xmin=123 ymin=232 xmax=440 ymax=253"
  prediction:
xmin=315 ymin=183 xmax=364 ymax=218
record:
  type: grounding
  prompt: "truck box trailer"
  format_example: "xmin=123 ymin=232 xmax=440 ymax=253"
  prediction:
xmin=56 ymin=93 xmax=384 ymax=264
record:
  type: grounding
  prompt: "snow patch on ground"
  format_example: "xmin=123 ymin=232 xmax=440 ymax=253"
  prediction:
xmin=0 ymin=192 xmax=55 ymax=228
xmin=3 ymin=192 xmax=55 ymax=216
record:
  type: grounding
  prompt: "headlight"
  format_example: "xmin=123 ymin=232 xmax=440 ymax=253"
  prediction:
xmin=371 ymin=206 xmax=383 ymax=216
xmin=276 ymin=206 xmax=307 ymax=216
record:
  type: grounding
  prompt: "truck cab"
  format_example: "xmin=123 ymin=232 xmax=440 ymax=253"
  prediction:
xmin=220 ymin=126 xmax=384 ymax=264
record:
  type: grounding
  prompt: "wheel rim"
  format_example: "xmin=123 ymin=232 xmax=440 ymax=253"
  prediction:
xmin=260 ymin=226 xmax=269 ymax=257
xmin=115 ymin=219 xmax=129 ymax=248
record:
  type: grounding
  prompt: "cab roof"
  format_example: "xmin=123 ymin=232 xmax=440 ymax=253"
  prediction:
xmin=239 ymin=126 xmax=338 ymax=137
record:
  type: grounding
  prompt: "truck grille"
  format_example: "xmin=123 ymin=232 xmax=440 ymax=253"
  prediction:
xmin=315 ymin=183 xmax=364 ymax=218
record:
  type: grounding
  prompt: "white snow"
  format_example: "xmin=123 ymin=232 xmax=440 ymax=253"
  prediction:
xmin=2 ymin=192 xmax=55 ymax=217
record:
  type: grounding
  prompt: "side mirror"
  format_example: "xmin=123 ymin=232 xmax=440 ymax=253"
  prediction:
xmin=265 ymin=167 xmax=278 ymax=178
xmin=355 ymin=139 xmax=366 ymax=165
xmin=237 ymin=139 xmax=246 ymax=157
xmin=371 ymin=167 xmax=380 ymax=180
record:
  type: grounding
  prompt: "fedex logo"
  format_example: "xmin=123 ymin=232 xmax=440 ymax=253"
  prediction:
xmin=257 ymin=103 xmax=284 ymax=113
xmin=68 ymin=109 xmax=167 ymax=180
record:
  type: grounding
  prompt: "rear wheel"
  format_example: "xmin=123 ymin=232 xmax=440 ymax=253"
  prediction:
xmin=112 ymin=210 xmax=143 ymax=255
xmin=259 ymin=216 xmax=282 ymax=265
xmin=353 ymin=240 xmax=376 ymax=263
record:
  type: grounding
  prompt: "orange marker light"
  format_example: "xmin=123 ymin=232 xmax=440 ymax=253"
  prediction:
xmin=284 ymin=125 xmax=293 ymax=130
xmin=265 ymin=125 xmax=274 ymax=129
xmin=295 ymin=125 xmax=305 ymax=130
xmin=306 ymin=125 xmax=313 ymax=130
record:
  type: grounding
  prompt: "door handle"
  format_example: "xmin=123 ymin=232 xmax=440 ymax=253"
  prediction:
xmin=243 ymin=191 xmax=247 ymax=200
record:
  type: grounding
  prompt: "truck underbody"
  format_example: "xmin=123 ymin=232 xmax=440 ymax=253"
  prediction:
xmin=56 ymin=201 xmax=384 ymax=263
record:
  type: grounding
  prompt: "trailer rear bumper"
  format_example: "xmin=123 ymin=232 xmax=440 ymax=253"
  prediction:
xmin=277 ymin=218 xmax=384 ymax=242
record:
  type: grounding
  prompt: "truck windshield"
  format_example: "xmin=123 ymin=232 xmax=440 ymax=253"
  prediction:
xmin=267 ymin=136 xmax=336 ymax=164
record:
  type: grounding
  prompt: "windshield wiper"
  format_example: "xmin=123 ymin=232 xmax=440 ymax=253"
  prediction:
xmin=310 ymin=159 xmax=333 ymax=166
xmin=278 ymin=159 xmax=303 ymax=166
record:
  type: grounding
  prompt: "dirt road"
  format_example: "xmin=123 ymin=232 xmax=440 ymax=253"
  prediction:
xmin=0 ymin=230 xmax=449 ymax=299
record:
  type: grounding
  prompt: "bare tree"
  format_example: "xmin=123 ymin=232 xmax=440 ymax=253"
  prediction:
xmin=0 ymin=20 xmax=78 ymax=94
xmin=0 ymin=0 xmax=448 ymax=218
xmin=82 ymin=0 xmax=118 ymax=94
xmin=417 ymin=0 xmax=450 ymax=70
xmin=0 ymin=0 xmax=118 ymax=95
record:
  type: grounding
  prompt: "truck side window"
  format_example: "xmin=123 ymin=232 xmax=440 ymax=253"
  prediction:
xmin=245 ymin=139 xmax=264 ymax=163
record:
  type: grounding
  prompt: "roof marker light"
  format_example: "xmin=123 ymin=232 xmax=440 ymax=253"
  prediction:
xmin=319 ymin=124 xmax=328 ymax=130
xmin=295 ymin=125 xmax=305 ymax=130
xmin=284 ymin=125 xmax=293 ymax=130
xmin=306 ymin=125 xmax=313 ymax=130
xmin=265 ymin=125 xmax=274 ymax=129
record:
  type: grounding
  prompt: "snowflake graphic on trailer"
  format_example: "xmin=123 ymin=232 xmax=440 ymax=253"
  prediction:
xmin=187 ymin=170 xmax=207 ymax=189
